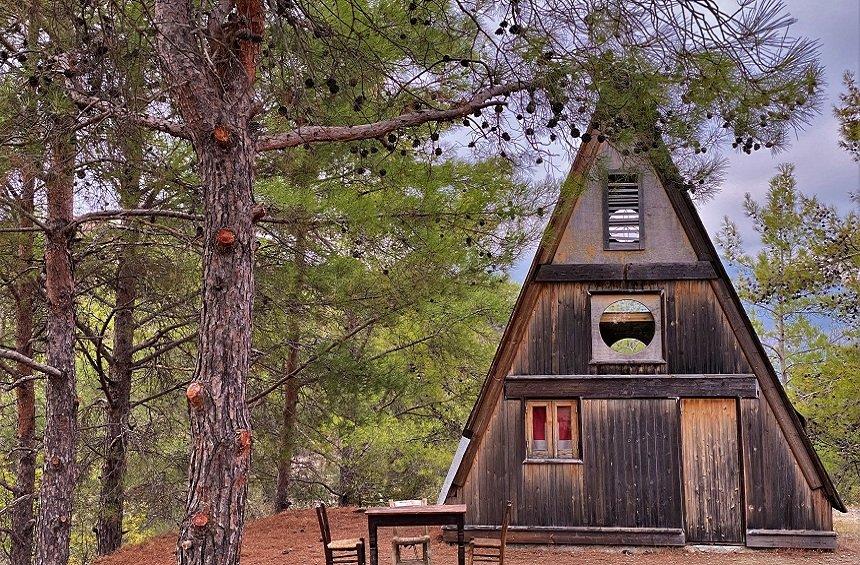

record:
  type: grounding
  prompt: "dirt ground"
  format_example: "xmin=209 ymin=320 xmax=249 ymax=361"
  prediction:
xmin=97 ymin=506 xmax=860 ymax=565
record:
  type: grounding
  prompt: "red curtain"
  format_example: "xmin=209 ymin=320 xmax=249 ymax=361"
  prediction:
xmin=532 ymin=406 xmax=547 ymax=441
xmin=557 ymin=406 xmax=572 ymax=441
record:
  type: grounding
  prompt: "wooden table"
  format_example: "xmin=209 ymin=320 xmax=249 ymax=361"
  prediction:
xmin=365 ymin=504 xmax=467 ymax=565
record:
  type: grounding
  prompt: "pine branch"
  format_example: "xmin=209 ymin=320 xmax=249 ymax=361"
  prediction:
xmin=0 ymin=347 xmax=62 ymax=378
xmin=68 ymin=209 xmax=204 ymax=231
xmin=256 ymin=82 xmax=528 ymax=151
xmin=65 ymin=88 xmax=192 ymax=140
xmin=132 ymin=333 xmax=196 ymax=370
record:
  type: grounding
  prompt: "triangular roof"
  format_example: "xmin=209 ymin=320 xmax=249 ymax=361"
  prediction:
xmin=442 ymin=134 xmax=845 ymax=512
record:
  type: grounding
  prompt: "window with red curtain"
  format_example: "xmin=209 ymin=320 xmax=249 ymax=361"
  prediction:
xmin=532 ymin=405 xmax=547 ymax=441
xmin=556 ymin=404 xmax=573 ymax=456
xmin=526 ymin=400 xmax=580 ymax=460
xmin=557 ymin=405 xmax=572 ymax=441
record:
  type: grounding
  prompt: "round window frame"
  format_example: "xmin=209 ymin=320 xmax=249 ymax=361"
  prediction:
xmin=589 ymin=292 xmax=665 ymax=364
xmin=598 ymin=299 xmax=656 ymax=355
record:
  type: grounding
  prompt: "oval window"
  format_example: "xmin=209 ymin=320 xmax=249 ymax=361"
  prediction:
xmin=599 ymin=299 xmax=655 ymax=355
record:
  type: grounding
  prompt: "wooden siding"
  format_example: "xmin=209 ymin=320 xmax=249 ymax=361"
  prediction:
xmin=521 ymin=463 xmax=585 ymax=527
xmin=459 ymin=398 xmax=683 ymax=530
xmin=510 ymin=281 xmax=753 ymax=376
xmin=680 ymin=398 xmax=743 ymax=543
xmin=459 ymin=400 xmax=517 ymax=526
xmin=442 ymin=526 xmax=685 ymax=546
xmin=581 ymin=399 xmax=682 ymax=528
xmin=459 ymin=399 xmax=585 ymax=528
xmin=740 ymin=396 xmax=833 ymax=532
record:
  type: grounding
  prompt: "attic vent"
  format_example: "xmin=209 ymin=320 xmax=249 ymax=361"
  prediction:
xmin=604 ymin=173 xmax=642 ymax=250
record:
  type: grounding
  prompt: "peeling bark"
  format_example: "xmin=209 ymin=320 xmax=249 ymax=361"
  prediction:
xmin=175 ymin=123 xmax=255 ymax=565
xmin=95 ymin=228 xmax=137 ymax=555
xmin=154 ymin=2 xmax=262 ymax=562
xmin=12 ymin=10 xmax=41 ymax=562
xmin=35 ymin=113 xmax=78 ymax=565
xmin=11 ymin=167 xmax=37 ymax=565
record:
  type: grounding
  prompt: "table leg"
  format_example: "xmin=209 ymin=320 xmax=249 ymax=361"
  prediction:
xmin=368 ymin=519 xmax=378 ymax=565
xmin=457 ymin=516 xmax=465 ymax=565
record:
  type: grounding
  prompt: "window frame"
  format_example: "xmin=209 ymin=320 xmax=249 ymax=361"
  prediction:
xmin=553 ymin=400 xmax=577 ymax=459
xmin=524 ymin=399 xmax=582 ymax=463
xmin=525 ymin=400 xmax=551 ymax=458
xmin=603 ymin=171 xmax=644 ymax=251
xmin=589 ymin=290 xmax=666 ymax=365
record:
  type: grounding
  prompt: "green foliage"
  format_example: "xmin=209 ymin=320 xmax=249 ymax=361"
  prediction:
xmin=718 ymin=163 xmax=860 ymax=502
xmin=835 ymin=71 xmax=860 ymax=161
xmin=0 ymin=0 xmax=842 ymax=560
xmin=249 ymin=142 xmax=549 ymax=506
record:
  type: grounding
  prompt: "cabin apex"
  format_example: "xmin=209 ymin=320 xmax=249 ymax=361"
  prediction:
xmin=439 ymin=135 xmax=844 ymax=550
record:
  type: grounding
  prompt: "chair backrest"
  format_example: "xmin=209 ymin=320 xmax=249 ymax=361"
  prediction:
xmin=389 ymin=498 xmax=428 ymax=536
xmin=499 ymin=500 xmax=513 ymax=560
xmin=316 ymin=503 xmax=332 ymax=545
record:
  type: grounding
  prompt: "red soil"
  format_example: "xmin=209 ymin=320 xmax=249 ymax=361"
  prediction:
xmin=97 ymin=506 xmax=860 ymax=565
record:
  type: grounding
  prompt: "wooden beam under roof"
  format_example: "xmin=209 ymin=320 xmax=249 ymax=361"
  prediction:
xmin=504 ymin=374 xmax=759 ymax=399
xmin=534 ymin=261 xmax=717 ymax=282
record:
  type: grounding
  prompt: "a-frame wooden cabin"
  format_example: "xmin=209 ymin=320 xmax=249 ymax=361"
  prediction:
xmin=439 ymin=134 xmax=845 ymax=549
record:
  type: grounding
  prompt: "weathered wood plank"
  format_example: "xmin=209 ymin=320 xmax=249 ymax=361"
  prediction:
xmin=740 ymin=395 xmax=833 ymax=532
xmin=500 ymin=281 xmax=754 ymax=379
xmin=505 ymin=375 xmax=758 ymax=399
xmin=536 ymin=264 xmax=625 ymax=281
xmin=582 ymin=399 xmax=682 ymax=528
xmin=680 ymin=398 xmax=743 ymax=544
xmin=534 ymin=262 xmax=716 ymax=282
xmin=708 ymin=279 xmax=826 ymax=493
xmin=442 ymin=526 xmax=686 ymax=546
xmin=745 ymin=529 xmax=837 ymax=550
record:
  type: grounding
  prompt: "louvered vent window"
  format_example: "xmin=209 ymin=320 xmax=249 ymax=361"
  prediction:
xmin=604 ymin=173 xmax=642 ymax=250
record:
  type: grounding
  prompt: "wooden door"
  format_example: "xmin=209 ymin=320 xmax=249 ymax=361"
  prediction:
xmin=680 ymin=398 xmax=744 ymax=544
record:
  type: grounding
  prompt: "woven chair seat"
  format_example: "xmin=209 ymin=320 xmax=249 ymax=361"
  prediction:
xmin=469 ymin=537 xmax=501 ymax=548
xmin=391 ymin=535 xmax=431 ymax=546
xmin=327 ymin=537 xmax=364 ymax=550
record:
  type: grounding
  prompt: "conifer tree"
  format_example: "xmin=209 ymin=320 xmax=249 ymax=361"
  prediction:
xmin=0 ymin=1 xmax=830 ymax=563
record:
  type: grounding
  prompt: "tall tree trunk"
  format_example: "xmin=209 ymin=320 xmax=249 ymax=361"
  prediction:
xmin=95 ymin=242 xmax=136 ymax=555
xmin=12 ymin=8 xmax=42 ymax=562
xmin=156 ymin=1 xmax=263 ymax=561
xmin=274 ymin=228 xmax=307 ymax=512
xmin=338 ymin=445 xmax=356 ymax=507
xmin=11 ymin=168 xmax=37 ymax=565
xmin=274 ymin=374 xmax=300 ymax=511
xmin=95 ymin=111 xmax=144 ymax=556
xmin=35 ymin=114 xmax=77 ymax=565
xmin=176 ymin=123 xmax=255 ymax=565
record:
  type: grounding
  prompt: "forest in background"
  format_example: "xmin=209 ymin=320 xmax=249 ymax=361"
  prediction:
xmin=2 ymin=139 xmax=856 ymax=565
xmin=0 ymin=1 xmax=857 ymax=565
xmin=0 ymin=118 xmax=553 ymax=561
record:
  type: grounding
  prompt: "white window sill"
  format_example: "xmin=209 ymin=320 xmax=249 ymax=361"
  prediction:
xmin=589 ymin=358 xmax=666 ymax=365
xmin=523 ymin=458 xmax=583 ymax=465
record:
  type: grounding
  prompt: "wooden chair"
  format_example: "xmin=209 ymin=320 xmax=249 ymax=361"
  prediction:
xmin=389 ymin=498 xmax=431 ymax=565
xmin=316 ymin=503 xmax=366 ymax=565
xmin=467 ymin=501 xmax=512 ymax=565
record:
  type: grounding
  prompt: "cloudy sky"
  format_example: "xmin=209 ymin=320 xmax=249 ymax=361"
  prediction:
xmin=511 ymin=0 xmax=859 ymax=281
